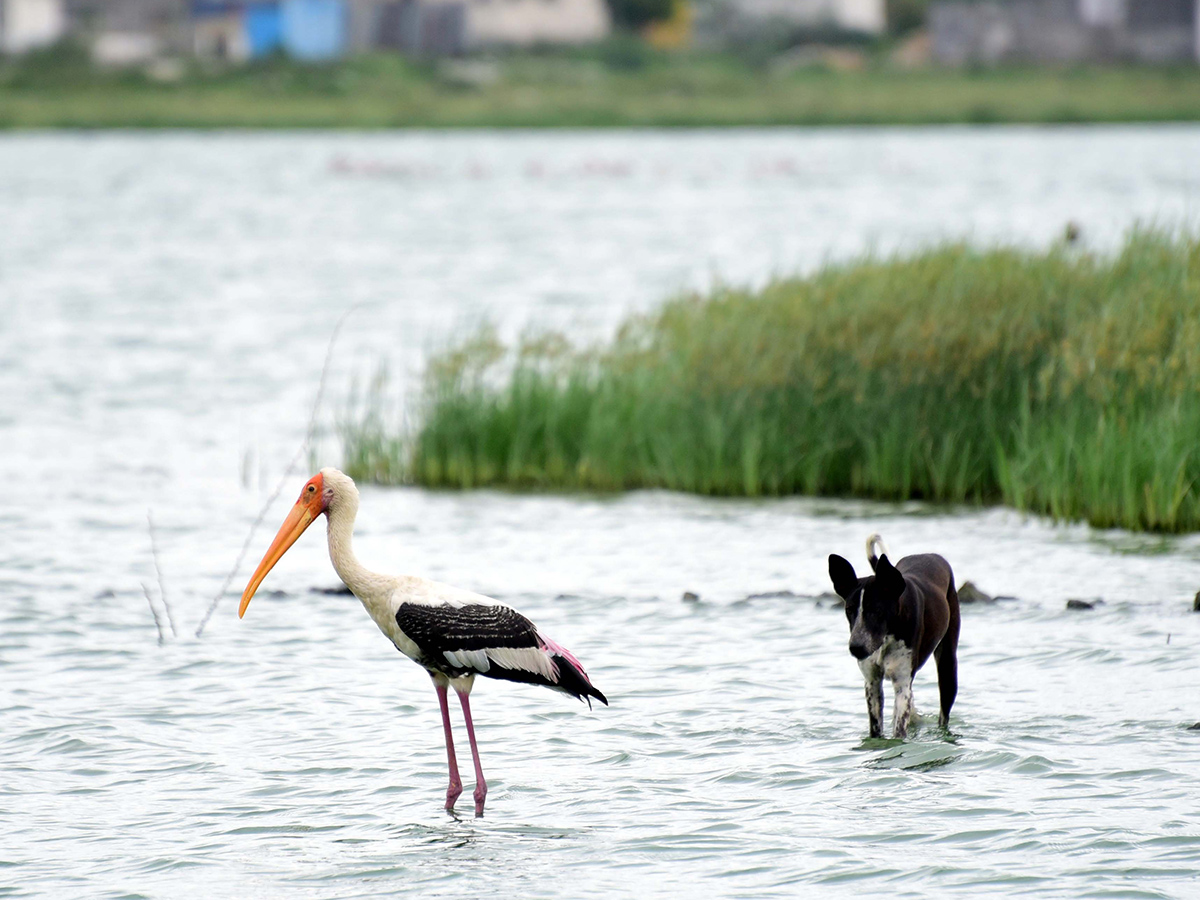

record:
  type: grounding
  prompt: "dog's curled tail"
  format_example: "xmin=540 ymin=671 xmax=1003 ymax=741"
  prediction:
xmin=865 ymin=533 xmax=889 ymax=571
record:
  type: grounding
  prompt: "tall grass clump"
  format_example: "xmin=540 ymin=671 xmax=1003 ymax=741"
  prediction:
xmin=344 ymin=230 xmax=1200 ymax=532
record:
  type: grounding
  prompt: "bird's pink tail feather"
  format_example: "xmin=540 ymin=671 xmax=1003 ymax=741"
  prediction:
xmin=538 ymin=633 xmax=606 ymax=706
xmin=538 ymin=634 xmax=588 ymax=679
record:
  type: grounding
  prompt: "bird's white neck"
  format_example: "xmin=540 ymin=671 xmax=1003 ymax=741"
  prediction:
xmin=324 ymin=493 xmax=393 ymax=607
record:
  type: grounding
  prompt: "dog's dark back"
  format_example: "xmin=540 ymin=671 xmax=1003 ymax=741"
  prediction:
xmin=895 ymin=553 xmax=958 ymax=672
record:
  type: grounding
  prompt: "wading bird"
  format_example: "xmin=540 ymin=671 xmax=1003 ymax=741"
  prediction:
xmin=238 ymin=468 xmax=607 ymax=816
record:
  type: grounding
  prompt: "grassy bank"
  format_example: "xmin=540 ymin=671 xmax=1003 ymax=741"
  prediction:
xmin=344 ymin=232 xmax=1200 ymax=532
xmin=5 ymin=44 xmax=1200 ymax=127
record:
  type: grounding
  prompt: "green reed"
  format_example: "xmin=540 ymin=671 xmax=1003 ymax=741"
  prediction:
xmin=343 ymin=230 xmax=1200 ymax=532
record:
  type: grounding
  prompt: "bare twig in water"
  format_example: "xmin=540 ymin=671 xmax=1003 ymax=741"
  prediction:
xmin=147 ymin=509 xmax=177 ymax=638
xmin=195 ymin=305 xmax=361 ymax=638
xmin=142 ymin=582 xmax=166 ymax=646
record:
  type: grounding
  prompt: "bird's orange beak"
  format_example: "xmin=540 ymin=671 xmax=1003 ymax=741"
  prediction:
xmin=239 ymin=473 xmax=326 ymax=619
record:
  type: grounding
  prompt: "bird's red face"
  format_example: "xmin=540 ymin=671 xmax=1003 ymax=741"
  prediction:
xmin=239 ymin=473 xmax=328 ymax=619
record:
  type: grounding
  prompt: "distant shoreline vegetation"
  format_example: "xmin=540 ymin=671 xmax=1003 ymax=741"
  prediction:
xmin=343 ymin=230 xmax=1200 ymax=533
xmin=4 ymin=44 xmax=1200 ymax=128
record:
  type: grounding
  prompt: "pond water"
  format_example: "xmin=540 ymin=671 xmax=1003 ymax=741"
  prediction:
xmin=3 ymin=128 xmax=1200 ymax=899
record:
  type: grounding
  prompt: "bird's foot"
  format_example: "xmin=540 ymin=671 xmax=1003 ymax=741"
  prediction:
xmin=473 ymin=784 xmax=487 ymax=817
xmin=445 ymin=781 xmax=463 ymax=810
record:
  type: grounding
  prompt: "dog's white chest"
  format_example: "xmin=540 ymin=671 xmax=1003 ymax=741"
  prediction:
xmin=859 ymin=639 xmax=917 ymax=737
xmin=859 ymin=638 xmax=913 ymax=683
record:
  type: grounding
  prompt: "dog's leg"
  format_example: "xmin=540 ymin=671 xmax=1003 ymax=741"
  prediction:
xmin=935 ymin=652 xmax=957 ymax=728
xmin=935 ymin=583 xmax=961 ymax=728
xmin=892 ymin=675 xmax=914 ymax=738
xmin=865 ymin=677 xmax=884 ymax=738
xmin=887 ymin=645 xmax=915 ymax=739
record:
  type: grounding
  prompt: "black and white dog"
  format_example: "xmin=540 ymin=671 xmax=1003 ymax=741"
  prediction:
xmin=828 ymin=535 xmax=960 ymax=739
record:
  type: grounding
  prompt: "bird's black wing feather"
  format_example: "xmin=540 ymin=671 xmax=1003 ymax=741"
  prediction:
xmin=395 ymin=602 xmax=607 ymax=706
xmin=396 ymin=602 xmax=539 ymax=655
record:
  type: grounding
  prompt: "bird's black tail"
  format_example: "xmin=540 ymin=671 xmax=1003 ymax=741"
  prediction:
xmin=551 ymin=653 xmax=608 ymax=709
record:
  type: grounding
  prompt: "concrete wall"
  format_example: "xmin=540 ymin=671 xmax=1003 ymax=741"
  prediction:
xmin=1126 ymin=0 xmax=1197 ymax=60
xmin=60 ymin=0 xmax=189 ymax=60
xmin=364 ymin=0 xmax=607 ymax=53
xmin=192 ymin=9 xmax=249 ymax=60
xmin=835 ymin=0 xmax=886 ymax=31
xmin=0 ymin=0 xmax=67 ymax=52
xmin=464 ymin=0 xmax=610 ymax=47
xmin=699 ymin=0 xmax=887 ymax=40
xmin=66 ymin=0 xmax=188 ymax=33
xmin=345 ymin=0 xmax=387 ymax=51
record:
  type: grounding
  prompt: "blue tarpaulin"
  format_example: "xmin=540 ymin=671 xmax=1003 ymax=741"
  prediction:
xmin=245 ymin=2 xmax=282 ymax=57
xmin=281 ymin=0 xmax=346 ymax=61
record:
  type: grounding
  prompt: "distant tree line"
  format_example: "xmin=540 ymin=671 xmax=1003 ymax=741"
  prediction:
xmin=607 ymin=0 xmax=675 ymax=30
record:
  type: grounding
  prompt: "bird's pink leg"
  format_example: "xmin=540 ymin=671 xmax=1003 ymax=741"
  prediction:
xmin=456 ymin=690 xmax=487 ymax=816
xmin=435 ymin=680 xmax=462 ymax=810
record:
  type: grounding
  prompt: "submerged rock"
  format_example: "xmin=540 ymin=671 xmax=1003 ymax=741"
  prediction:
xmin=1066 ymin=598 xmax=1100 ymax=610
xmin=681 ymin=591 xmax=700 ymax=603
xmin=742 ymin=590 xmax=798 ymax=601
xmin=1193 ymin=591 xmax=1200 ymax=612
xmin=958 ymin=581 xmax=994 ymax=604
xmin=310 ymin=584 xmax=354 ymax=596
xmin=1189 ymin=722 xmax=1200 ymax=730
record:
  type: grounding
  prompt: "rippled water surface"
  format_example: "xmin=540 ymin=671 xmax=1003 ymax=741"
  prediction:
xmin=3 ymin=128 xmax=1200 ymax=898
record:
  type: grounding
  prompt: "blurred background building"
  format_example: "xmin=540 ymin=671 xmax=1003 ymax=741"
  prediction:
xmin=0 ymin=0 xmax=893 ymax=61
xmin=1 ymin=0 xmax=1198 ymax=64
xmin=930 ymin=0 xmax=1200 ymax=64
xmin=0 ymin=0 xmax=613 ymax=60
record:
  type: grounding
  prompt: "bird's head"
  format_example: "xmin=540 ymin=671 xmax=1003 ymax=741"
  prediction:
xmin=238 ymin=467 xmax=357 ymax=619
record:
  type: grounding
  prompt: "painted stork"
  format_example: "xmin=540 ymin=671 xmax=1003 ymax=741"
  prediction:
xmin=238 ymin=467 xmax=607 ymax=816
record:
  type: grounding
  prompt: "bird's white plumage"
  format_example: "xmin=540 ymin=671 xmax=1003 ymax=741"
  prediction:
xmin=444 ymin=649 xmax=491 ymax=671
xmin=486 ymin=646 xmax=558 ymax=680
xmin=390 ymin=577 xmax=507 ymax=611
xmin=436 ymin=646 xmax=558 ymax=680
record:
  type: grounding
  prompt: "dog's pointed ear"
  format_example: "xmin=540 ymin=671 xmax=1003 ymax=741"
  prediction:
xmin=828 ymin=554 xmax=859 ymax=599
xmin=875 ymin=554 xmax=906 ymax=597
